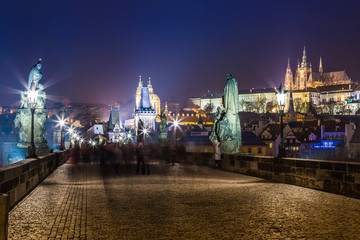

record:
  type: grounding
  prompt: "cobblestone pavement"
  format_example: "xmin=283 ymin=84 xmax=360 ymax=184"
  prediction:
xmin=8 ymin=161 xmax=360 ymax=239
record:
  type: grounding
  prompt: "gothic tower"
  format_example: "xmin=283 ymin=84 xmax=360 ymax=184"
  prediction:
xmin=135 ymin=75 xmax=143 ymax=110
xmin=295 ymin=46 xmax=312 ymax=90
xmin=319 ymin=56 xmax=323 ymax=75
xmin=284 ymin=58 xmax=293 ymax=91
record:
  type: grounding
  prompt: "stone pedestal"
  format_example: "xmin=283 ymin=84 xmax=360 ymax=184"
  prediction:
xmin=220 ymin=140 xmax=241 ymax=154
xmin=159 ymin=132 xmax=168 ymax=142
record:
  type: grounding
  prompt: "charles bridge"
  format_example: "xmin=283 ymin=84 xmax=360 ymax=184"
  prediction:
xmin=1 ymin=147 xmax=360 ymax=239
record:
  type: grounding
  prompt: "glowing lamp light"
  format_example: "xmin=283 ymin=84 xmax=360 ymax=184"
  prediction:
xmin=59 ymin=119 xmax=65 ymax=127
xmin=127 ymin=133 xmax=132 ymax=138
xmin=28 ymin=89 xmax=38 ymax=106
xmin=68 ymin=128 xmax=74 ymax=135
xmin=80 ymin=138 xmax=84 ymax=143
xmin=276 ymin=84 xmax=287 ymax=112
xmin=143 ymin=128 xmax=148 ymax=134
xmin=173 ymin=120 xmax=180 ymax=128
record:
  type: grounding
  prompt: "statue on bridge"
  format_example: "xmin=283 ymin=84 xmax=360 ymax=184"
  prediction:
xmin=13 ymin=59 xmax=51 ymax=159
xmin=159 ymin=110 xmax=168 ymax=142
xmin=210 ymin=74 xmax=242 ymax=154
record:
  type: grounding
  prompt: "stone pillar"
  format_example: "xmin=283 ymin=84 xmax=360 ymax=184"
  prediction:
xmin=0 ymin=193 xmax=9 ymax=240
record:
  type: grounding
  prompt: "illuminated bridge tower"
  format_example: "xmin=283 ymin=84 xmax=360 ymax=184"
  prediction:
xmin=135 ymin=86 xmax=156 ymax=136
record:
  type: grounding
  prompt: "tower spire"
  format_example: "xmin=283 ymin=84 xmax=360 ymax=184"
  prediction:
xmin=303 ymin=46 xmax=306 ymax=58
xmin=319 ymin=56 xmax=323 ymax=74
xmin=288 ymin=88 xmax=295 ymax=113
xmin=287 ymin=58 xmax=291 ymax=69
xmin=284 ymin=58 xmax=294 ymax=91
xmin=301 ymin=46 xmax=307 ymax=67
xmin=137 ymin=75 xmax=143 ymax=89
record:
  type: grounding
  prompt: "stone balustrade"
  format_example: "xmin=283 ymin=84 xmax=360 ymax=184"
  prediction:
xmin=221 ymin=154 xmax=360 ymax=198
xmin=0 ymin=151 xmax=69 ymax=208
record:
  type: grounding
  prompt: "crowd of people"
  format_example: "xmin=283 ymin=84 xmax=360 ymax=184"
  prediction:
xmin=66 ymin=141 xmax=173 ymax=175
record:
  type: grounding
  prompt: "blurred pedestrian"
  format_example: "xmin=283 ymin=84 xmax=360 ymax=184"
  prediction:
xmin=136 ymin=141 xmax=150 ymax=175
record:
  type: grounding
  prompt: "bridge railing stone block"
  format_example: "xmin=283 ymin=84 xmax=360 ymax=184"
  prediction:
xmin=0 ymin=151 xmax=68 ymax=209
xmin=220 ymin=154 xmax=360 ymax=199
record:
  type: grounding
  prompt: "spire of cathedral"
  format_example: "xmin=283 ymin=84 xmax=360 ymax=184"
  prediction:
xmin=319 ymin=56 xmax=323 ymax=75
xmin=301 ymin=46 xmax=307 ymax=68
xmin=284 ymin=58 xmax=293 ymax=90
xmin=287 ymin=58 xmax=291 ymax=70
xmin=297 ymin=59 xmax=300 ymax=68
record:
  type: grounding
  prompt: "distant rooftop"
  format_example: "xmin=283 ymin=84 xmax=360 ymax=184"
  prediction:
xmin=238 ymin=88 xmax=276 ymax=94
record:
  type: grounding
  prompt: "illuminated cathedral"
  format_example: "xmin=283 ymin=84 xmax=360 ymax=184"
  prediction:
xmin=284 ymin=47 xmax=351 ymax=91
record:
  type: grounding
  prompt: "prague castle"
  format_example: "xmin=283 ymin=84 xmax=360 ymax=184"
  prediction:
xmin=284 ymin=46 xmax=351 ymax=90
xmin=188 ymin=46 xmax=359 ymax=116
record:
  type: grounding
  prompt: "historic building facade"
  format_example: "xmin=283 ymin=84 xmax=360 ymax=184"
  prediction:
xmin=188 ymin=47 xmax=357 ymax=115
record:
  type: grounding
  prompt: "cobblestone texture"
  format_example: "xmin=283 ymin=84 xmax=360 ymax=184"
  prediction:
xmin=8 ymin=161 xmax=360 ymax=239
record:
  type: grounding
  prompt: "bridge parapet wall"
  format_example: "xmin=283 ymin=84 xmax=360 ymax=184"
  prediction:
xmin=0 ymin=151 xmax=68 ymax=208
xmin=221 ymin=154 xmax=360 ymax=198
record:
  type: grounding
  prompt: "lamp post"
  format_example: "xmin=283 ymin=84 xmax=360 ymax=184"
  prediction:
xmin=276 ymin=84 xmax=287 ymax=158
xmin=68 ymin=128 xmax=74 ymax=149
xmin=143 ymin=128 xmax=148 ymax=145
xmin=28 ymin=82 xmax=38 ymax=158
xmin=59 ymin=119 xmax=65 ymax=150
xmin=172 ymin=120 xmax=180 ymax=166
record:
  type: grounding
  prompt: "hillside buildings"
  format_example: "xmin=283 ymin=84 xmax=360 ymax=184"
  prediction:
xmin=188 ymin=47 xmax=359 ymax=116
xmin=285 ymin=47 xmax=351 ymax=91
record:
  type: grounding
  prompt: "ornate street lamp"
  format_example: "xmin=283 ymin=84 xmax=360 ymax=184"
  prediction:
xmin=276 ymin=84 xmax=287 ymax=158
xmin=68 ymin=128 xmax=74 ymax=149
xmin=28 ymin=82 xmax=38 ymax=158
xmin=172 ymin=119 xmax=180 ymax=166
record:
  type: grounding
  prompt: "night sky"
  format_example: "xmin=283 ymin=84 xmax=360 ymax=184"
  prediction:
xmin=1 ymin=0 xmax=360 ymax=108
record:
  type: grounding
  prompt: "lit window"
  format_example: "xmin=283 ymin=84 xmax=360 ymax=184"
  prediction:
xmin=269 ymin=143 xmax=273 ymax=148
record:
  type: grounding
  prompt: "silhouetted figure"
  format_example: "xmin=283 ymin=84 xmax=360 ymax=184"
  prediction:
xmin=136 ymin=142 xmax=150 ymax=175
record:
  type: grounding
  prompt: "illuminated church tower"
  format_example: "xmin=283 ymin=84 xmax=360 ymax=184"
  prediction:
xmin=284 ymin=58 xmax=293 ymax=91
xmin=294 ymin=46 xmax=312 ymax=90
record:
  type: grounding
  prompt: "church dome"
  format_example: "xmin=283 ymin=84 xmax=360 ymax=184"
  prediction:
xmin=150 ymin=93 xmax=160 ymax=102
